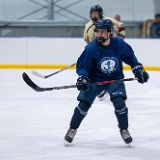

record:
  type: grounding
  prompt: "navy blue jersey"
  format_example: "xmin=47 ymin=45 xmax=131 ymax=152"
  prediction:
xmin=76 ymin=38 xmax=139 ymax=82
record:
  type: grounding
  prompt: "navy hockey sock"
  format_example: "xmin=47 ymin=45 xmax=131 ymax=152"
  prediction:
xmin=70 ymin=101 xmax=91 ymax=129
xmin=112 ymin=97 xmax=128 ymax=129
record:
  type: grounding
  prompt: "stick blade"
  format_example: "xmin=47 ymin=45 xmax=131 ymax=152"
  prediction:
xmin=32 ymin=70 xmax=45 ymax=79
xmin=22 ymin=72 xmax=46 ymax=92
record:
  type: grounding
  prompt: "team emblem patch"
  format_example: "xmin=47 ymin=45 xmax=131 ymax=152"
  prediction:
xmin=99 ymin=57 xmax=119 ymax=74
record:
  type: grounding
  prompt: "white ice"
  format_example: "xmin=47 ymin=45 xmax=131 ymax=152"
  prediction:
xmin=0 ymin=69 xmax=160 ymax=160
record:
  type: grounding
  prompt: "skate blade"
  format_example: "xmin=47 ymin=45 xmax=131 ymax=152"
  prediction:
xmin=126 ymin=143 xmax=132 ymax=148
xmin=63 ymin=140 xmax=71 ymax=146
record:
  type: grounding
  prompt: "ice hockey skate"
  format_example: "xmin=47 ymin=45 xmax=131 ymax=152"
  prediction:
xmin=64 ymin=128 xmax=77 ymax=146
xmin=120 ymin=129 xmax=133 ymax=144
xmin=98 ymin=89 xmax=108 ymax=101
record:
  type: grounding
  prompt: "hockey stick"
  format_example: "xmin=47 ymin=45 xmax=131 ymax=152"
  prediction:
xmin=32 ymin=63 xmax=76 ymax=79
xmin=22 ymin=72 xmax=138 ymax=92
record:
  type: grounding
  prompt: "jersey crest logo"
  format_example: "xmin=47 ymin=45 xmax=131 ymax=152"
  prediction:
xmin=99 ymin=57 xmax=119 ymax=74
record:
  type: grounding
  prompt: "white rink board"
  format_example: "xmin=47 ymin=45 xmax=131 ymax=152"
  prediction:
xmin=0 ymin=38 xmax=159 ymax=66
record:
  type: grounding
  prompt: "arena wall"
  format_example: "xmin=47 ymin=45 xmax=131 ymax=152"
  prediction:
xmin=0 ymin=38 xmax=159 ymax=71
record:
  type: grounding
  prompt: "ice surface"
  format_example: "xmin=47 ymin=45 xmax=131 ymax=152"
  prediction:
xmin=0 ymin=70 xmax=160 ymax=160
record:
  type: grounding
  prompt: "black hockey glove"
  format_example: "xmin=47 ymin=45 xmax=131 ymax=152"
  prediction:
xmin=76 ymin=75 xmax=90 ymax=91
xmin=132 ymin=63 xmax=149 ymax=84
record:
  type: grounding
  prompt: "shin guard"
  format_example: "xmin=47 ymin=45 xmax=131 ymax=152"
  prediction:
xmin=70 ymin=101 xmax=91 ymax=129
xmin=112 ymin=97 xmax=128 ymax=129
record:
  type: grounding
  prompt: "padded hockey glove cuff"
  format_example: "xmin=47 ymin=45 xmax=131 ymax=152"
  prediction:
xmin=76 ymin=75 xmax=90 ymax=91
xmin=132 ymin=63 xmax=149 ymax=84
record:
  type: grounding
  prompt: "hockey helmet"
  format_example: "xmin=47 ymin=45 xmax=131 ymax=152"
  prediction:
xmin=95 ymin=19 xmax=114 ymax=43
xmin=95 ymin=19 xmax=114 ymax=32
xmin=90 ymin=5 xmax=103 ymax=19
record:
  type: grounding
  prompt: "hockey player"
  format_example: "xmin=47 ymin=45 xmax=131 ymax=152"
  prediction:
xmin=84 ymin=5 xmax=125 ymax=44
xmin=84 ymin=5 xmax=126 ymax=100
xmin=64 ymin=19 xmax=149 ymax=145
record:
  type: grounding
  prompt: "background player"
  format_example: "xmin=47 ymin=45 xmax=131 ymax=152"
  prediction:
xmin=84 ymin=5 xmax=125 ymax=44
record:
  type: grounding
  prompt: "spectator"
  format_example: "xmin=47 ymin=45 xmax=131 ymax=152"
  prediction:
xmin=150 ymin=13 xmax=160 ymax=38
xmin=115 ymin=14 xmax=121 ymax=21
